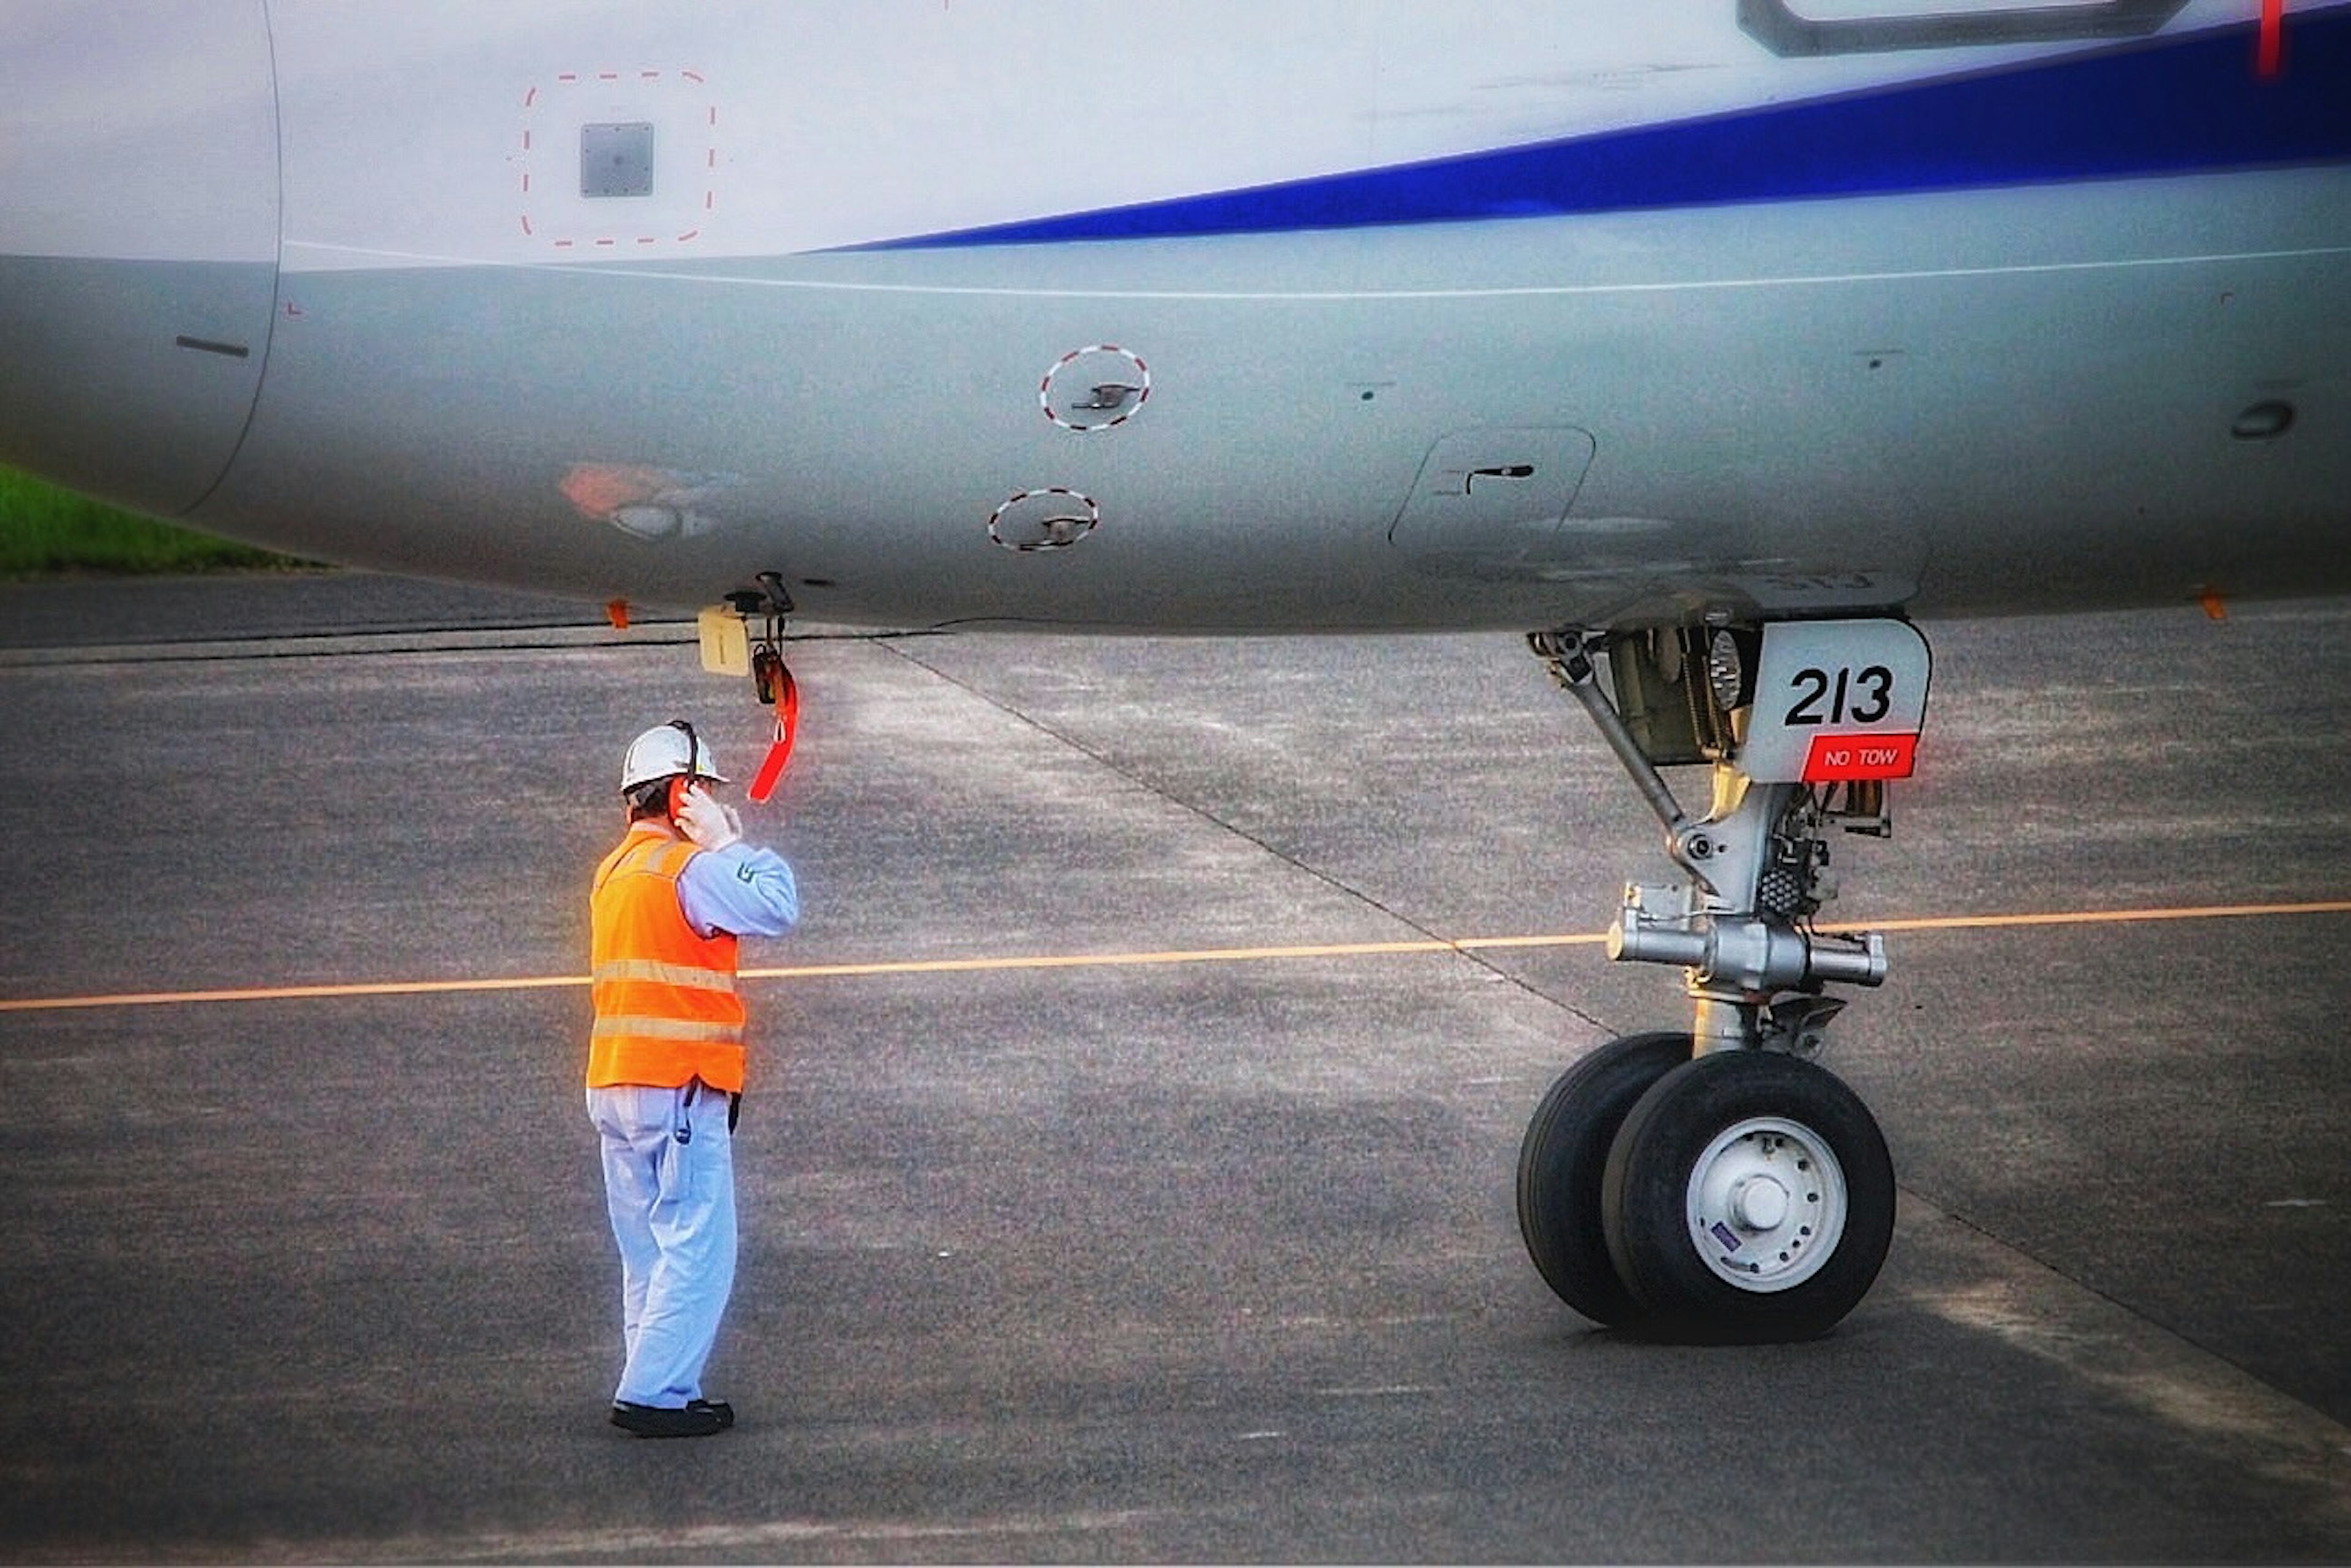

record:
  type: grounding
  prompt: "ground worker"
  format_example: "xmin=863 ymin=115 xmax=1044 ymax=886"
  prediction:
xmin=588 ymin=719 xmax=798 ymax=1438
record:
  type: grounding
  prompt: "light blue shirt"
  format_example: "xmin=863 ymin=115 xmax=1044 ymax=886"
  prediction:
xmin=676 ymin=839 xmax=799 ymax=940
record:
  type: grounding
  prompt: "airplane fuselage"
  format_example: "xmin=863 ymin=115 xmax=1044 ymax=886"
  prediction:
xmin=4 ymin=1 xmax=2345 ymax=631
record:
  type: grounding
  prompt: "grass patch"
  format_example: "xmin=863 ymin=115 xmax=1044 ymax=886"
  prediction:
xmin=0 ymin=468 xmax=321 ymax=577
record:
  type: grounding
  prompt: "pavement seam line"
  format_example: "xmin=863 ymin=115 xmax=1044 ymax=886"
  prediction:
xmin=874 ymin=638 xmax=1622 ymax=1037
xmin=1893 ymin=1188 xmax=2351 ymax=1507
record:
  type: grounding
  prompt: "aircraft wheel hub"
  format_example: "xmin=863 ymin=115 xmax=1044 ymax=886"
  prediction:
xmin=1732 ymin=1173 xmax=1790 ymax=1231
xmin=1685 ymin=1117 xmax=1846 ymax=1293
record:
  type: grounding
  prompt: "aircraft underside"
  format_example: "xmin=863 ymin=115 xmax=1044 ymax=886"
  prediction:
xmin=148 ymin=163 xmax=2347 ymax=636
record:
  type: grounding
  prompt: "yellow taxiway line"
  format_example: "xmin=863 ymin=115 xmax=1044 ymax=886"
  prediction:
xmin=2 ymin=899 xmax=2347 ymax=1016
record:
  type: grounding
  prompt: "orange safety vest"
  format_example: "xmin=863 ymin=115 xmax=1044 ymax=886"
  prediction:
xmin=588 ymin=827 xmax=747 ymax=1093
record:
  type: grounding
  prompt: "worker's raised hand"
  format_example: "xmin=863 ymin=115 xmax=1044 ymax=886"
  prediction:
xmin=675 ymin=783 xmax=743 ymax=852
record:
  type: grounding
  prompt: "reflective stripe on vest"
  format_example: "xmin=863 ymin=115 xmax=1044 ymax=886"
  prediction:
xmin=588 ymin=829 xmax=747 ymax=1092
xmin=592 ymin=957 xmax=738 ymax=992
xmin=590 ymin=1015 xmax=742 ymax=1043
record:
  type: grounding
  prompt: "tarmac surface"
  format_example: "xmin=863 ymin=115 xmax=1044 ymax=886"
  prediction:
xmin=1 ymin=572 xmax=2348 ymax=1562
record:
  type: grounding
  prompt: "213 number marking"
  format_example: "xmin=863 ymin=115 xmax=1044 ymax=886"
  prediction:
xmin=1783 ymin=664 xmax=1894 ymax=727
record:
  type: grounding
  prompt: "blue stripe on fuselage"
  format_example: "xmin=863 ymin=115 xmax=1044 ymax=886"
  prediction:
xmin=866 ymin=9 xmax=2350 ymax=250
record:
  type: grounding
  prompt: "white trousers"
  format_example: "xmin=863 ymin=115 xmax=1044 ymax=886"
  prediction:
xmin=587 ymin=1081 xmax=737 ymax=1409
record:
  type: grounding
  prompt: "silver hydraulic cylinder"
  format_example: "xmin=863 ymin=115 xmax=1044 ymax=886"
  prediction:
xmin=1610 ymin=882 xmax=1887 ymax=993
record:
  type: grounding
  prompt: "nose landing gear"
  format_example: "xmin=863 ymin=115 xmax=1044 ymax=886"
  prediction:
xmin=1520 ymin=620 xmax=1927 ymax=1341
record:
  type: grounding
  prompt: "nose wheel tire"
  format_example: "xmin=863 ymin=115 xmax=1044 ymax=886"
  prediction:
xmin=1517 ymin=1032 xmax=1692 ymax=1328
xmin=1601 ymin=1050 xmax=1895 ymax=1343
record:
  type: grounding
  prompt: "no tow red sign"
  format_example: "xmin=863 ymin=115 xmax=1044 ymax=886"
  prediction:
xmin=1801 ymin=730 xmax=1919 ymax=782
xmin=1738 ymin=619 xmax=1932 ymax=784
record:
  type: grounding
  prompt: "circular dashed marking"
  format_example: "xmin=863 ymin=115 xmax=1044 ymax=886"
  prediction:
xmin=988 ymin=488 xmax=1101 ymax=552
xmin=1041 ymin=345 xmax=1151 ymax=432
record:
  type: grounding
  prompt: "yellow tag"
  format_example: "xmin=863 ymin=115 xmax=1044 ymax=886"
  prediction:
xmin=696 ymin=607 xmax=751 ymax=677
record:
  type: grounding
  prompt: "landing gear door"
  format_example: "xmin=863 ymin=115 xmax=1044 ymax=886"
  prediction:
xmin=1389 ymin=428 xmax=1596 ymax=574
xmin=1739 ymin=620 xmax=1931 ymax=784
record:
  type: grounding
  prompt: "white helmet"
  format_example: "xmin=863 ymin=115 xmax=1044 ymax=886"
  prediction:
xmin=620 ymin=720 xmax=731 ymax=791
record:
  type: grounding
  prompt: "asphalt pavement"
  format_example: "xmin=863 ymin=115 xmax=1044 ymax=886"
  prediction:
xmin=1 ymin=573 xmax=2347 ymax=1562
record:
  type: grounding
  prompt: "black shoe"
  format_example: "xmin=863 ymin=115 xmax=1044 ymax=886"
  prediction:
xmin=610 ymin=1400 xmax=726 ymax=1438
xmin=688 ymin=1398 xmax=735 ymax=1430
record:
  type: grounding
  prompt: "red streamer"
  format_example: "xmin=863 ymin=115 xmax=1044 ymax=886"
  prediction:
xmin=748 ymin=665 xmax=800 ymax=801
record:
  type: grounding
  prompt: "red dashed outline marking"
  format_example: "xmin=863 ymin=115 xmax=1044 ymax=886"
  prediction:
xmin=988 ymin=488 xmax=1101 ymax=552
xmin=1040 ymin=345 xmax=1153 ymax=432
xmin=520 ymin=68 xmax=718 ymax=250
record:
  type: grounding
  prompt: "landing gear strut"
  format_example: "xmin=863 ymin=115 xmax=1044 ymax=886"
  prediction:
xmin=1518 ymin=620 xmax=1929 ymax=1341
